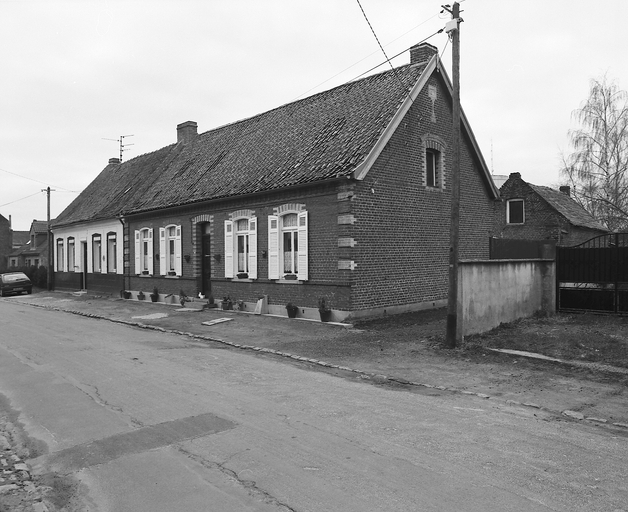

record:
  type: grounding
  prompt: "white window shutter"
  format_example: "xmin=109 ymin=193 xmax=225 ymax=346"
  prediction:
xmin=297 ymin=211 xmax=308 ymax=281
xmin=268 ymin=215 xmax=279 ymax=280
xmin=159 ymin=228 xmax=166 ymax=276
xmin=147 ymin=229 xmax=154 ymax=275
xmin=224 ymin=220 xmax=233 ymax=278
xmin=174 ymin=225 xmax=182 ymax=276
xmin=248 ymin=217 xmax=257 ymax=279
xmin=134 ymin=230 xmax=141 ymax=275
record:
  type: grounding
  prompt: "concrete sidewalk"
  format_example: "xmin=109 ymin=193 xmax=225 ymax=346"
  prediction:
xmin=5 ymin=290 xmax=628 ymax=431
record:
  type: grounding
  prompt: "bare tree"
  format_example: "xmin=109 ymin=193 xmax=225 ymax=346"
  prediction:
xmin=561 ymin=76 xmax=628 ymax=231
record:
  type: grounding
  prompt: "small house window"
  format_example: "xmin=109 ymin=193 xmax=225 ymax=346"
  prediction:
xmin=134 ymin=228 xmax=154 ymax=275
xmin=159 ymin=225 xmax=181 ymax=276
xmin=67 ymin=238 xmax=75 ymax=272
xmin=507 ymin=199 xmax=525 ymax=224
xmin=56 ymin=239 xmax=64 ymax=272
xmin=224 ymin=215 xmax=257 ymax=279
xmin=92 ymin=235 xmax=102 ymax=272
xmin=426 ymin=149 xmax=439 ymax=187
xmin=107 ymin=234 xmax=117 ymax=273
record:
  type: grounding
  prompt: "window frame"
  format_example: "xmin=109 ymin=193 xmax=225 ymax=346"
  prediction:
xmin=67 ymin=237 xmax=75 ymax=272
xmin=134 ymin=228 xmax=154 ymax=275
xmin=268 ymin=209 xmax=308 ymax=281
xmin=106 ymin=233 xmax=117 ymax=273
xmin=92 ymin=234 xmax=102 ymax=273
xmin=56 ymin=238 xmax=64 ymax=272
xmin=506 ymin=199 xmax=525 ymax=224
xmin=159 ymin=224 xmax=182 ymax=276
xmin=224 ymin=216 xmax=257 ymax=279
xmin=422 ymin=137 xmax=446 ymax=190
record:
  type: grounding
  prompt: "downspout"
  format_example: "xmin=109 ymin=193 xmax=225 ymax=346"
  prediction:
xmin=118 ymin=214 xmax=128 ymax=293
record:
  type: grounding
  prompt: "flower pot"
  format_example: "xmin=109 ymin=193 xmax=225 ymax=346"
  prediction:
xmin=123 ymin=291 xmax=131 ymax=299
xmin=221 ymin=301 xmax=232 ymax=311
xmin=286 ymin=306 xmax=298 ymax=318
xmin=319 ymin=310 xmax=332 ymax=322
xmin=150 ymin=295 xmax=159 ymax=302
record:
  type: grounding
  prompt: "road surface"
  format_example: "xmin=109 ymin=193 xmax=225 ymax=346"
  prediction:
xmin=0 ymin=299 xmax=626 ymax=511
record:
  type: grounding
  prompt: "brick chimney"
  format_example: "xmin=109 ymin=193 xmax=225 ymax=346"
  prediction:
xmin=509 ymin=172 xmax=521 ymax=180
xmin=559 ymin=185 xmax=571 ymax=196
xmin=108 ymin=158 xmax=121 ymax=165
xmin=177 ymin=121 xmax=198 ymax=144
xmin=410 ymin=42 xmax=438 ymax=65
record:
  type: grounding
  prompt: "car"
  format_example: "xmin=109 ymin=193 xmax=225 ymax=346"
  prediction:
xmin=0 ymin=272 xmax=33 ymax=297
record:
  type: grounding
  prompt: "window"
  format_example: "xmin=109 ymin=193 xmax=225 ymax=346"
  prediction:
xmin=107 ymin=234 xmax=117 ymax=273
xmin=426 ymin=149 xmax=439 ymax=187
xmin=268 ymin=210 xmax=308 ymax=281
xmin=423 ymin=138 xmax=446 ymax=190
xmin=56 ymin=239 xmax=64 ymax=272
xmin=224 ymin=216 xmax=257 ymax=279
xmin=159 ymin=225 xmax=182 ymax=276
xmin=134 ymin=228 xmax=154 ymax=275
xmin=67 ymin=238 xmax=75 ymax=272
xmin=507 ymin=199 xmax=525 ymax=224
xmin=92 ymin=235 xmax=102 ymax=272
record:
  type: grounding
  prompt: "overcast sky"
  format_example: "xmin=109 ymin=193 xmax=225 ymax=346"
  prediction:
xmin=1 ymin=0 xmax=626 ymax=231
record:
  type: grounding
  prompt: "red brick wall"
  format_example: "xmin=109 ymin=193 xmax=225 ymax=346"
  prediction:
xmin=349 ymin=74 xmax=497 ymax=310
xmin=127 ymin=183 xmax=352 ymax=310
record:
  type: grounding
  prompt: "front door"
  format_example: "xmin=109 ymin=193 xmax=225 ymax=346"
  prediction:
xmin=201 ymin=232 xmax=212 ymax=296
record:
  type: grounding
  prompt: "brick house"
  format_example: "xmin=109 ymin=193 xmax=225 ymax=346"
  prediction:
xmin=497 ymin=172 xmax=608 ymax=246
xmin=7 ymin=220 xmax=51 ymax=269
xmin=52 ymin=42 xmax=499 ymax=320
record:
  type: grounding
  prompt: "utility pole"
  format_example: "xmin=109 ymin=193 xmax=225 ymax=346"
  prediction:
xmin=445 ymin=2 xmax=462 ymax=348
xmin=42 ymin=186 xmax=54 ymax=291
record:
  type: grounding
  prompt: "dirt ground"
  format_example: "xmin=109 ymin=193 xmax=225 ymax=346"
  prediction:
xmin=2 ymin=291 xmax=628 ymax=510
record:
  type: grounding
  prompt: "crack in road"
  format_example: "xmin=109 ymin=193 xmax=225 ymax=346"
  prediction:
xmin=178 ymin=447 xmax=297 ymax=512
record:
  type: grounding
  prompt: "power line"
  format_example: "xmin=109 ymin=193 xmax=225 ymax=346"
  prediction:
xmin=0 ymin=191 xmax=42 ymax=208
xmin=0 ymin=166 xmax=77 ymax=192
xmin=355 ymin=0 xmax=413 ymax=94
xmin=291 ymin=14 xmax=442 ymax=102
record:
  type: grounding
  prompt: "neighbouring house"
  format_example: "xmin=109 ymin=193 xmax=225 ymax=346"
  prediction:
xmin=8 ymin=220 xmax=52 ymax=269
xmin=496 ymin=172 xmax=609 ymax=247
xmin=52 ymin=42 xmax=500 ymax=321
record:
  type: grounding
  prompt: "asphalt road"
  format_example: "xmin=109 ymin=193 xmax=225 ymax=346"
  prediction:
xmin=0 ymin=299 xmax=626 ymax=511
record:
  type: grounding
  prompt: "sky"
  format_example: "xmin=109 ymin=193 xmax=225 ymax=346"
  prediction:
xmin=1 ymin=0 xmax=626 ymax=231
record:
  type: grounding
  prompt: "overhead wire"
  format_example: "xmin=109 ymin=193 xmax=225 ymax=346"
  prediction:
xmin=0 ymin=166 xmax=77 ymax=193
xmin=0 ymin=191 xmax=43 ymax=208
xmin=291 ymin=12 xmax=442 ymax=102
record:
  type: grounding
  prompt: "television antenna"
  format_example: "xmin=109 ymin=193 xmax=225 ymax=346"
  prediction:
xmin=102 ymin=134 xmax=134 ymax=162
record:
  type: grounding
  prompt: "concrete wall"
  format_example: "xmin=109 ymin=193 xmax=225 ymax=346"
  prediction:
xmin=458 ymin=259 xmax=555 ymax=338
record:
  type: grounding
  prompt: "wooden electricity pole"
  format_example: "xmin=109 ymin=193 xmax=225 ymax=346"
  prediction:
xmin=445 ymin=2 xmax=461 ymax=348
xmin=44 ymin=186 xmax=52 ymax=291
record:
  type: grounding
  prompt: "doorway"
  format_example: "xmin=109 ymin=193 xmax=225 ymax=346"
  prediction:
xmin=201 ymin=224 xmax=212 ymax=296
xmin=81 ymin=241 xmax=88 ymax=290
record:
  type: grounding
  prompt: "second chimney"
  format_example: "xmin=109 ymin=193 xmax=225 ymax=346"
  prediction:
xmin=410 ymin=42 xmax=438 ymax=65
xmin=559 ymin=185 xmax=571 ymax=196
xmin=177 ymin=121 xmax=198 ymax=144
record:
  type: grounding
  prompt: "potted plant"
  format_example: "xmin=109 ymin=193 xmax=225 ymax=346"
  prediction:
xmin=286 ymin=302 xmax=299 ymax=318
xmin=236 ymin=272 xmax=248 ymax=279
xmin=137 ymin=291 xmax=145 ymax=301
xmin=221 ymin=296 xmax=233 ymax=310
xmin=121 ymin=290 xmax=131 ymax=299
xmin=284 ymin=273 xmax=297 ymax=280
xmin=206 ymin=294 xmax=217 ymax=308
xmin=150 ymin=287 xmax=159 ymax=302
xmin=318 ymin=297 xmax=332 ymax=322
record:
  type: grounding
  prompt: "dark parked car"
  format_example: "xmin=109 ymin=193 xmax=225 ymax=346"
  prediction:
xmin=0 ymin=272 xmax=33 ymax=297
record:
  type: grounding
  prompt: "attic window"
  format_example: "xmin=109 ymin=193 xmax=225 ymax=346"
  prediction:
xmin=507 ymin=199 xmax=525 ymax=224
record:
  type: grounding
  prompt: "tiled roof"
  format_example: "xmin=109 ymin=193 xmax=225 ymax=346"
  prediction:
xmin=31 ymin=220 xmax=49 ymax=234
xmin=11 ymin=231 xmax=29 ymax=246
xmin=54 ymin=63 xmax=428 ymax=226
xmin=530 ymin=184 xmax=608 ymax=231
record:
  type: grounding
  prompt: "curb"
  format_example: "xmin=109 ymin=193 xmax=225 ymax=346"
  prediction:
xmin=13 ymin=298 xmax=628 ymax=432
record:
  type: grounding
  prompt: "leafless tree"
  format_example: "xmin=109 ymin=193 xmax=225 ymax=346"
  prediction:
xmin=561 ymin=76 xmax=628 ymax=231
